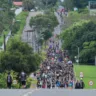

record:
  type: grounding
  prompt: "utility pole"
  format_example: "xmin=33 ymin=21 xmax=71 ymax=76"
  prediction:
xmin=78 ymin=47 xmax=79 ymax=64
xmin=95 ymin=56 xmax=96 ymax=66
xmin=4 ymin=34 xmax=6 ymax=51
xmin=27 ymin=31 xmax=28 ymax=43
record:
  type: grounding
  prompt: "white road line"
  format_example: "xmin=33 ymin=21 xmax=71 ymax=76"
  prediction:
xmin=22 ymin=89 xmax=39 ymax=96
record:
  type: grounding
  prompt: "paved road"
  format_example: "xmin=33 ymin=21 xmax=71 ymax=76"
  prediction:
xmin=1 ymin=89 xmax=96 ymax=96
xmin=53 ymin=12 xmax=63 ymax=49
xmin=25 ymin=89 xmax=96 ymax=96
xmin=0 ymin=89 xmax=36 ymax=96
xmin=22 ymin=11 xmax=42 ymax=52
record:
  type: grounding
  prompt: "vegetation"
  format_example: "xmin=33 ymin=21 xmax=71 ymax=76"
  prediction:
xmin=0 ymin=9 xmax=40 ymax=88
xmin=0 ymin=70 xmax=18 ymax=88
xmin=63 ymin=11 xmax=96 ymax=30
xmin=74 ymin=65 xmax=96 ymax=89
xmin=23 ymin=0 xmax=35 ymax=11
xmin=62 ymin=0 xmax=90 ymax=10
xmin=61 ymin=20 xmax=96 ymax=64
xmin=0 ymin=0 xmax=14 ymax=34
xmin=30 ymin=11 xmax=58 ymax=44
xmin=0 ymin=39 xmax=42 ymax=73
xmin=42 ymin=0 xmax=57 ymax=8
xmin=13 ymin=11 xmax=28 ymax=40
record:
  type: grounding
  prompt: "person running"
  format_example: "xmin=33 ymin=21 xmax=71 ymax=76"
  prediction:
xmin=7 ymin=72 xmax=12 ymax=89
xmin=20 ymin=71 xmax=27 ymax=88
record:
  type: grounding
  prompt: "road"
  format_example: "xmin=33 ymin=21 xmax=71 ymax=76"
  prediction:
xmin=53 ymin=12 xmax=63 ymax=49
xmin=23 ymin=89 xmax=96 ymax=96
xmin=0 ymin=89 xmax=96 ymax=96
xmin=22 ymin=11 xmax=43 ymax=52
xmin=0 ymin=89 xmax=36 ymax=96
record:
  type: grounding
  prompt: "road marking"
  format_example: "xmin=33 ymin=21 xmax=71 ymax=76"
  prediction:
xmin=22 ymin=89 xmax=39 ymax=96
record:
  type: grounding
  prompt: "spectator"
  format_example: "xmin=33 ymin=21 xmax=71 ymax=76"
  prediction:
xmin=20 ymin=71 xmax=26 ymax=88
xmin=67 ymin=59 xmax=72 ymax=65
xmin=7 ymin=72 xmax=12 ymax=89
xmin=80 ymin=79 xmax=85 ymax=89
xmin=75 ymin=80 xmax=81 ymax=89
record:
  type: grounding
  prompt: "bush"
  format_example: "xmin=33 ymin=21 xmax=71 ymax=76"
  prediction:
xmin=12 ymin=22 xmax=20 ymax=35
xmin=0 ymin=70 xmax=18 ymax=88
xmin=26 ymin=77 xmax=33 ymax=88
xmin=78 ymin=8 xmax=89 ymax=14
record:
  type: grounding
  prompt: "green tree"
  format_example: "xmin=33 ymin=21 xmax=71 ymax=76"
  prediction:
xmin=63 ymin=0 xmax=74 ymax=10
xmin=62 ymin=0 xmax=89 ymax=10
xmin=61 ymin=20 xmax=96 ymax=64
xmin=0 ymin=0 xmax=14 ymax=34
xmin=30 ymin=12 xmax=58 ymax=44
xmin=23 ymin=0 xmax=35 ymax=11
xmin=0 ymin=39 xmax=42 ymax=73
xmin=42 ymin=0 xmax=58 ymax=8
xmin=42 ymin=28 xmax=52 ymax=41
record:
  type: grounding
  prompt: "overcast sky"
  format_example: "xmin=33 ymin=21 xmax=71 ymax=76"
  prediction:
xmin=61 ymin=0 xmax=64 ymax=2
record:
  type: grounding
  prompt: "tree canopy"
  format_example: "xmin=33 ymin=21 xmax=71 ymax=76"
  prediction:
xmin=0 ymin=39 xmax=42 ymax=73
xmin=30 ymin=11 xmax=58 ymax=42
xmin=62 ymin=0 xmax=89 ymax=10
xmin=23 ymin=0 xmax=35 ymax=11
xmin=42 ymin=0 xmax=58 ymax=8
xmin=61 ymin=20 xmax=96 ymax=64
xmin=0 ymin=0 xmax=14 ymax=34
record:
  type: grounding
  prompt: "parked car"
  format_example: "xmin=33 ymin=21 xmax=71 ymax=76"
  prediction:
xmin=30 ymin=9 xmax=35 ymax=12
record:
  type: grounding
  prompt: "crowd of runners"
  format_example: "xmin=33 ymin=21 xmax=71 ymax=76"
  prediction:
xmin=36 ymin=38 xmax=75 ymax=89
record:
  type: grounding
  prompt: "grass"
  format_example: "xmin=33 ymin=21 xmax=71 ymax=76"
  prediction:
xmin=0 ymin=11 xmax=29 ymax=48
xmin=6 ymin=11 xmax=29 ymax=48
xmin=74 ymin=64 xmax=96 ymax=89
xmin=63 ymin=11 xmax=96 ymax=30
xmin=14 ymin=11 xmax=29 ymax=40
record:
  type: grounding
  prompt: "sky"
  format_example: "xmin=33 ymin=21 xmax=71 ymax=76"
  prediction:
xmin=60 ymin=0 xmax=64 ymax=2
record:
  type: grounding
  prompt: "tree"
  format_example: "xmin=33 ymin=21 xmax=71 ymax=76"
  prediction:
xmin=61 ymin=20 xmax=96 ymax=64
xmin=0 ymin=0 xmax=14 ymax=34
xmin=62 ymin=0 xmax=89 ymax=10
xmin=30 ymin=12 xmax=58 ymax=32
xmin=30 ymin=12 xmax=58 ymax=44
xmin=41 ymin=28 xmax=52 ymax=41
xmin=63 ymin=0 xmax=74 ymax=10
xmin=0 ymin=39 xmax=42 ymax=73
xmin=73 ymin=0 xmax=89 ymax=8
xmin=23 ymin=0 xmax=35 ymax=11
xmin=42 ymin=0 xmax=58 ymax=8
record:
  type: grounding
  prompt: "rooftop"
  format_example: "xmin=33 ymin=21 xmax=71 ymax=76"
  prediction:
xmin=13 ymin=2 xmax=23 ymax=6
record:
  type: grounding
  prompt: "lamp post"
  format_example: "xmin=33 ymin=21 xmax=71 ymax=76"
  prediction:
xmin=75 ymin=46 xmax=79 ymax=64
xmin=77 ymin=46 xmax=80 ymax=64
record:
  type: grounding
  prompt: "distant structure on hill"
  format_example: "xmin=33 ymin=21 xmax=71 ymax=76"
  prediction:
xmin=13 ymin=2 xmax=23 ymax=7
xmin=88 ymin=1 xmax=96 ymax=16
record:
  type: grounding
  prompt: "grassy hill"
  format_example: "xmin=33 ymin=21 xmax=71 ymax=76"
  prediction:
xmin=74 ymin=65 xmax=96 ymax=89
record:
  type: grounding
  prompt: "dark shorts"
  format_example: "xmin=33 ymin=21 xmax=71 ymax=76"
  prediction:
xmin=21 ymin=81 xmax=26 ymax=85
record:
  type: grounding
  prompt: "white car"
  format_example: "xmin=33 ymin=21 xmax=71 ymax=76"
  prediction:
xmin=30 ymin=9 xmax=35 ymax=12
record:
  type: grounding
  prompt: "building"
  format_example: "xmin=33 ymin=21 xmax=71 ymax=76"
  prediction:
xmin=13 ymin=2 xmax=23 ymax=7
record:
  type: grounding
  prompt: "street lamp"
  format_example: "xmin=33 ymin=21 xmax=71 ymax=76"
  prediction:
xmin=74 ymin=46 xmax=79 ymax=64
